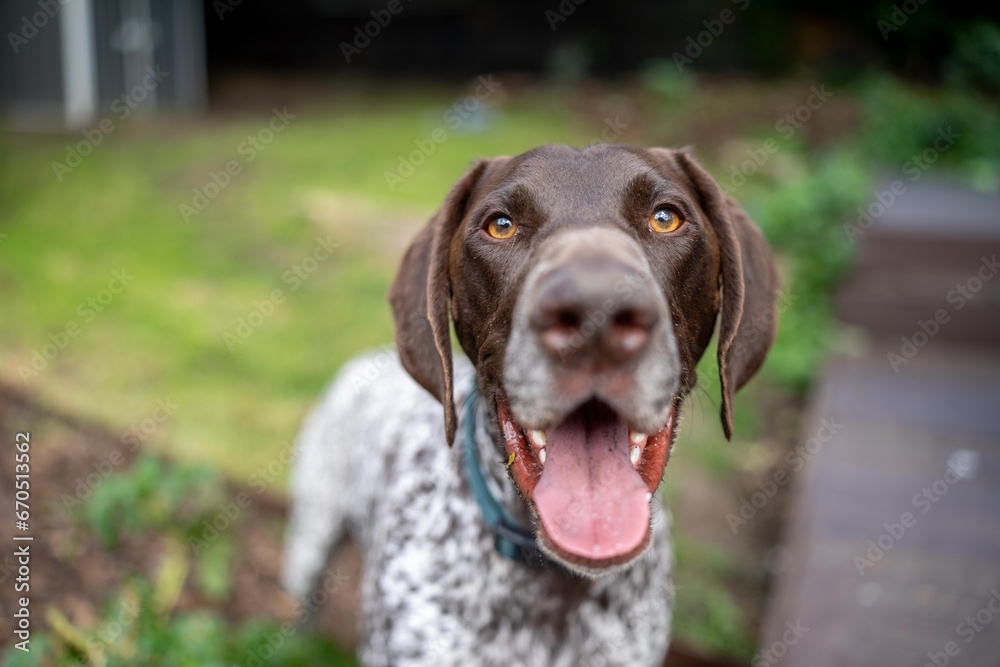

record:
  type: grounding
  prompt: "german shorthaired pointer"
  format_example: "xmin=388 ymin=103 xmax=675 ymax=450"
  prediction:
xmin=282 ymin=144 xmax=778 ymax=666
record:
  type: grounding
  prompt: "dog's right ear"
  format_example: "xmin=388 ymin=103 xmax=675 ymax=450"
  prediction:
xmin=389 ymin=160 xmax=493 ymax=446
xmin=648 ymin=148 xmax=779 ymax=440
xmin=669 ymin=150 xmax=779 ymax=440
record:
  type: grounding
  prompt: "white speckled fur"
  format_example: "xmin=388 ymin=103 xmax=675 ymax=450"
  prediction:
xmin=283 ymin=350 xmax=673 ymax=667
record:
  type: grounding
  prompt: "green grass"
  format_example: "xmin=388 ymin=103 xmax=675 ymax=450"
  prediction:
xmin=0 ymin=93 xmax=594 ymax=482
xmin=672 ymin=535 xmax=758 ymax=658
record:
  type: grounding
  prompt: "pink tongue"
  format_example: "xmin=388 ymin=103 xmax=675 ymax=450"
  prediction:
xmin=533 ymin=402 xmax=650 ymax=562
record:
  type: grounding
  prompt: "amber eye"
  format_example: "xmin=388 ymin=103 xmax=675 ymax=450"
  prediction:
xmin=649 ymin=208 xmax=683 ymax=233
xmin=486 ymin=216 xmax=518 ymax=240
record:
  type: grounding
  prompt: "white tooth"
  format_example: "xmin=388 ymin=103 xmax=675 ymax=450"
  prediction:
xmin=529 ymin=429 xmax=547 ymax=446
xmin=646 ymin=492 xmax=652 ymax=502
xmin=538 ymin=447 xmax=546 ymax=465
xmin=630 ymin=431 xmax=646 ymax=444
xmin=630 ymin=445 xmax=641 ymax=465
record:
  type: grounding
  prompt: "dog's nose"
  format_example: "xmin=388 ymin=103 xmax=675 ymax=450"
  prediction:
xmin=530 ymin=262 xmax=660 ymax=365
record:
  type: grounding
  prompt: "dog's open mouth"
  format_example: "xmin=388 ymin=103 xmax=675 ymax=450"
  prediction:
xmin=496 ymin=396 xmax=675 ymax=569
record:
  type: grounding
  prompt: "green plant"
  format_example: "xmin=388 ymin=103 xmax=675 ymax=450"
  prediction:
xmin=640 ymin=58 xmax=696 ymax=103
xmin=672 ymin=535 xmax=757 ymax=660
xmin=2 ymin=454 xmax=356 ymax=666
xmin=81 ymin=453 xmax=221 ymax=548
xmin=855 ymin=75 xmax=1000 ymax=182
xmin=2 ymin=579 xmax=354 ymax=667
xmin=743 ymin=152 xmax=869 ymax=389
xmin=79 ymin=453 xmax=236 ymax=601
xmin=945 ymin=22 xmax=1000 ymax=95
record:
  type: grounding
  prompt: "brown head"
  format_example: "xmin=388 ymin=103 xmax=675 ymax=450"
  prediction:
xmin=389 ymin=144 xmax=778 ymax=574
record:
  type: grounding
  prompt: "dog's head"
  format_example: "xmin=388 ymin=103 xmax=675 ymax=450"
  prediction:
xmin=390 ymin=144 xmax=778 ymax=575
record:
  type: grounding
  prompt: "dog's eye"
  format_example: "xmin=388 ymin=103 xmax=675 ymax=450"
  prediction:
xmin=486 ymin=216 xmax=518 ymax=240
xmin=649 ymin=208 xmax=683 ymax=234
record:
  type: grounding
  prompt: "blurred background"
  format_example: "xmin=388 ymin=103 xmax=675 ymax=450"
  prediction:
xmin=1 ymin=1 xmax=999 ymax=665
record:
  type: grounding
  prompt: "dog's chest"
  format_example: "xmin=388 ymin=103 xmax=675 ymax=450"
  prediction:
xmin=336 ymin=355 xmax=673 ymax=667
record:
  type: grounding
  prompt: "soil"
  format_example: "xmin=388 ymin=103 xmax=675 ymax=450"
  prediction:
xmin=0 ymin=386 xmax=361 ymax=653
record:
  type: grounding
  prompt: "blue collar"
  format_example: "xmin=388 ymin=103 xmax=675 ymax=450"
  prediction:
xmin=462 ymin=384 xmax=564 ymax=572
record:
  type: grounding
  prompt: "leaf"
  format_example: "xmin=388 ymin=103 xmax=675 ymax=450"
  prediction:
xmin=152 ymin=536 xmax=189 ymax=620
xmin=46 ymin=607 xmax=106 ymax=667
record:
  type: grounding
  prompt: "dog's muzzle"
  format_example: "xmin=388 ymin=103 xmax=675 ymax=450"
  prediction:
xmin=500 ymin=227 xmax=680 ymax=571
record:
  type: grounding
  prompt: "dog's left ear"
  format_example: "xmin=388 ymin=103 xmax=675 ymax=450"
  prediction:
xmin=655 ymin=149 xmax=779 ymax=439
xmin=389 ymin=159 xmax=497 ymax=446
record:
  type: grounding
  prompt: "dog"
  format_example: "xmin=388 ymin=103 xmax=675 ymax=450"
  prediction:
xmin=282 ymin=143 xmax=778 ymax=666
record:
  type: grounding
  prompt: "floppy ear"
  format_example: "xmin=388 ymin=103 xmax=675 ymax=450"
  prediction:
xmin=388 ymin=160 xmax=491 ymax=446
xmin=670 ymin=150 xmax=779 ymax=439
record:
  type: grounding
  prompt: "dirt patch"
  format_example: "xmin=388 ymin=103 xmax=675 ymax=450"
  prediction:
xmin=0 ymin=386 xmax=361 ymax=654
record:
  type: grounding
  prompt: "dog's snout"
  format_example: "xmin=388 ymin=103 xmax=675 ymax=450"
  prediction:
xmin=530 ymin=262 xmax=660 ymax=364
